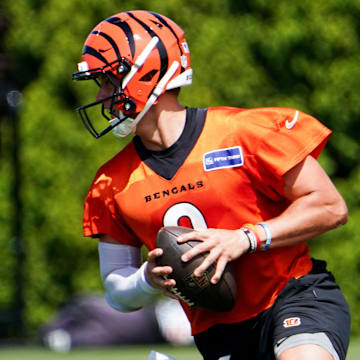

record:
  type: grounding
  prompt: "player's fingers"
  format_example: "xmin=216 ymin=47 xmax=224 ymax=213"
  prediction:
xmin=159 ymin=273 xmax=176 ymax=288
xmin=148 ymin=269 xmax=176 ymax=290
xmin=177 ymin=230 xmax=200 ymax=243
xmin=181 ymin=241 xmax=211 ymax=262
xmin=176 ymin=231 xmax=196 ymax=243
xmin=151 ymin=265 xmax=173 ymax=276
xmin=193 ymin=248 xmax=221 ymax=277
xmin=147 ymin=248 xmax=163 ymax=262
xmin=151 ymin=279 xmax=176 ymax=291
xmin=163 ymin=278 xmax=176 ymax=288
xmin=211 ymin=256 xmax=228 ymax=284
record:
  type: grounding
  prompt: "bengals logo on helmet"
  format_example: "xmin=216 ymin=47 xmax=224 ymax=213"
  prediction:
xmin=72 ymin=10 xmax=193 ymax=138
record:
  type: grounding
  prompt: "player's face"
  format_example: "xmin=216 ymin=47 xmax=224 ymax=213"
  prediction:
xmin=95 ymin=73 xmax=121 ymax=117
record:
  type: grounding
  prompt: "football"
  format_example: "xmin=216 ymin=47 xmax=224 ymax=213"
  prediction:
xmin=155 ymin=226 xmax=237 ymax=312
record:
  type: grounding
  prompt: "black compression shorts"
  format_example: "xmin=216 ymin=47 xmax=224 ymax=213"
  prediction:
xmin=193 ymin=259 xmax=351 ymax=360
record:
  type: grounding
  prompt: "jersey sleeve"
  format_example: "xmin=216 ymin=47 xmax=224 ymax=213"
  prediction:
xmin=83 ymin=172 xmax=142 ymax=247
xmin=240 ymin=107 xmax=332 ymax=195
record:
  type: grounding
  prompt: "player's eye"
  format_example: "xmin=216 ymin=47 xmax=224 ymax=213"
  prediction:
xmin=96 ymin=73 xmax=113 ymax=87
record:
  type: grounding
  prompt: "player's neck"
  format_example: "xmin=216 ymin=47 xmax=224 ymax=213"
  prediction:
xmin=135 ymin=93 xmax=186 ymax=151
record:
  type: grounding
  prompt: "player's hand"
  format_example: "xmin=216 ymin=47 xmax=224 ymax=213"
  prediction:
xmin=145 ymin=248 xmax=178 ymax=300
xmin=177 ymin=228 xmax=250 ymax=284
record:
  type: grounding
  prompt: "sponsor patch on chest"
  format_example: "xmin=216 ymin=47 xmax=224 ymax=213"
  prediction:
xmin=203 ymin=146 xmax=244 ymax=171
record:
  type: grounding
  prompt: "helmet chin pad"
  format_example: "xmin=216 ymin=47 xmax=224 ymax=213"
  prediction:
xmin=109 ymin=117 xmax=136 ymax=138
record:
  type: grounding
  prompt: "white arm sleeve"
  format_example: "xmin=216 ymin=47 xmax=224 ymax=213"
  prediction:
xmin=98 ymin=242 xmax=161 ymax=312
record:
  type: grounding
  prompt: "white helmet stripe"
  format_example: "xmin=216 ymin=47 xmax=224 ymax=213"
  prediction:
xmin=122 ymin=36 xmax=159 ymax=89
xmin=167 ymin=68 xmax=193 ymax=89
xmin=112 ymin=61 xmax=180 ymax=138
xmin=134 ymin=60 xmax=179 ymax=122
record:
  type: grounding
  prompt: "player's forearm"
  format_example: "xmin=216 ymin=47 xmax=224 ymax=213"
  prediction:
xmin=103 ymin=262 xmax=161 ymax=312
xmin=251 ymin=155 xmax=348 ymax=250
xmin=98 ymin=241 xmax=161 ymax=312
xmin=255 ymin=190 xmax=348 ymax=249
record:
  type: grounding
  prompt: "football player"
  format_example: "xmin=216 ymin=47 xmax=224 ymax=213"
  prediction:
xmin=72 ymin=10 xmax=350 ymax=360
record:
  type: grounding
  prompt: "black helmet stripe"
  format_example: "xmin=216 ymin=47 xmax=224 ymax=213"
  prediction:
xmin=91 ymin=30 xmax=122 ymax=60
xmin=149 ymin=11 xmax=183 ymax=56
xmin=83 ymin=45 xmax=111 ymax=67
xmin=126 ymin=11 xmax=168 ymax=80
xmin=106 ymin=17 xmax=135 ymax=58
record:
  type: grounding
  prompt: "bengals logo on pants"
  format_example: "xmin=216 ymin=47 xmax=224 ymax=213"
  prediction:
xmin=283 ymin=317 xmax=301 ymax=328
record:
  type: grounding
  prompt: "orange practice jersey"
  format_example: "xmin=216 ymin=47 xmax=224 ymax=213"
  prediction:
xmin=83 ymin=106 xmax=331 ymax=335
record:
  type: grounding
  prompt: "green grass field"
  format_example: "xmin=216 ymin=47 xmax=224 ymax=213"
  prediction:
xmin=0 ymin=340 xmax=359 ymax=359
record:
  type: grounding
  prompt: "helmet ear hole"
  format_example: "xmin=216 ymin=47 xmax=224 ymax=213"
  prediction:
xmin=139 ymin=69 xmax=158 ymax=82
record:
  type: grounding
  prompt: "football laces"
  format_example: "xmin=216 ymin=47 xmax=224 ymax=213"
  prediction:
xmin=169 ymin=287 xmax=195 ymax=307
xmin=162 ymin=275 xmax=195 ymax=306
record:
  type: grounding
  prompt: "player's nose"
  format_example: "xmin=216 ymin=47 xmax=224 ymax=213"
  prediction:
xmin=96 ymin=86 xmax=110 ymax=102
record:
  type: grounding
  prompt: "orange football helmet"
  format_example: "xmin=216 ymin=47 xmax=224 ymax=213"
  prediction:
xmin=72 ymin=10 xmax=192 ymax=138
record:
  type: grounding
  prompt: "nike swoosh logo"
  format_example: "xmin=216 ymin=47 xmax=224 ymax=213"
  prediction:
xmin=285 ymin=110 xmax=299 ymax=129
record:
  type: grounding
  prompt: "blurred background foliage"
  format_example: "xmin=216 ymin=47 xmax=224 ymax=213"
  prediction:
xmin=0 ymin=0 xmax=360 ymax=339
